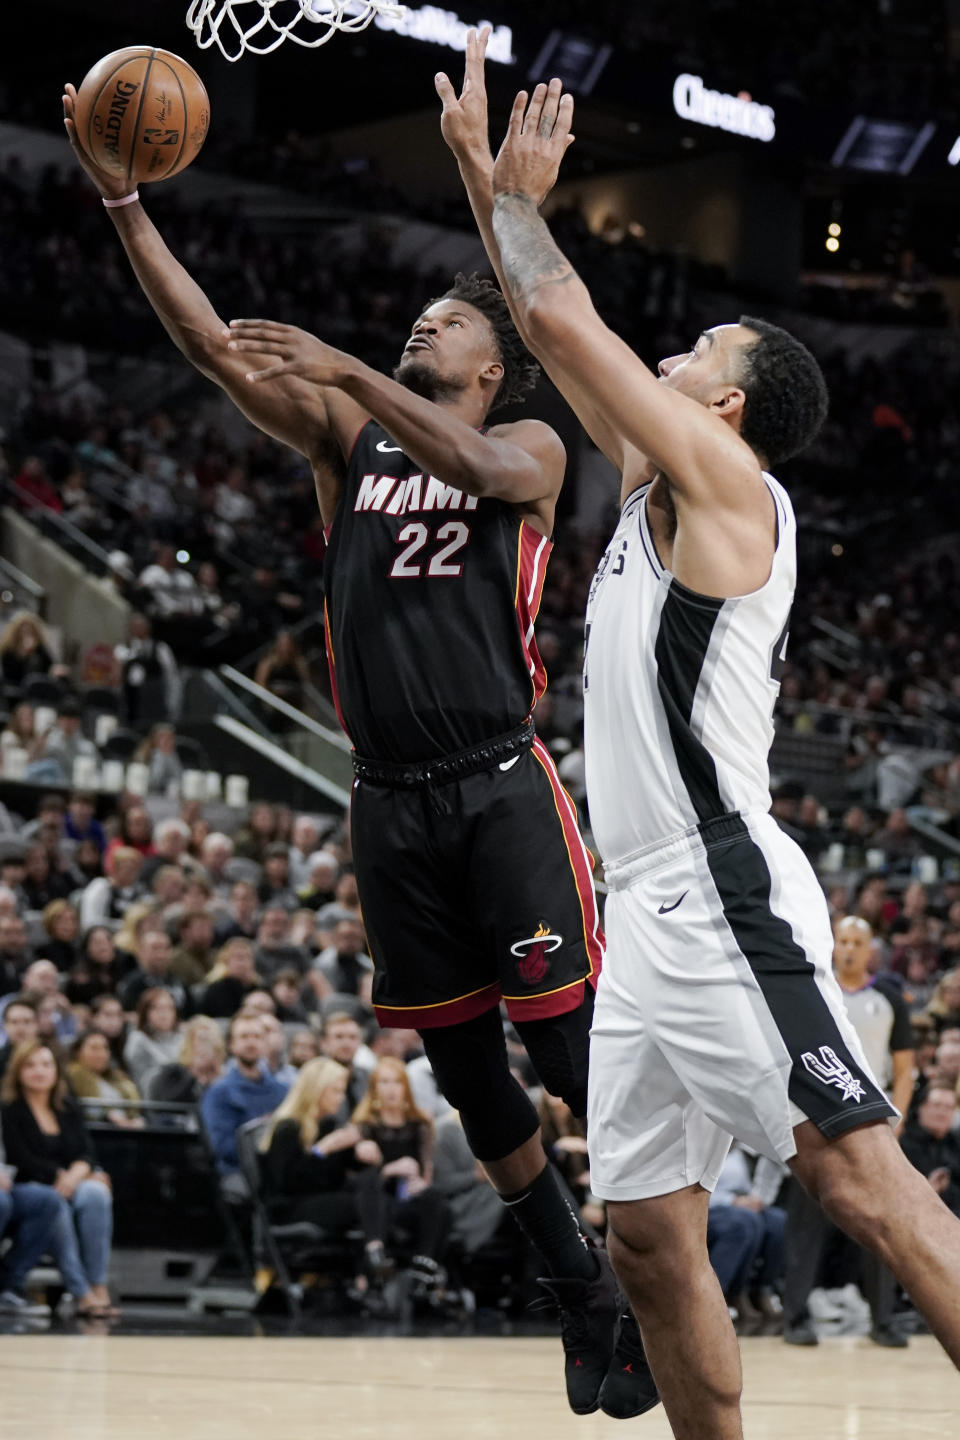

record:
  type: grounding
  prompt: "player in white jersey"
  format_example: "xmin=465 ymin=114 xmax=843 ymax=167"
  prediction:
xmin=437 ymin=33 xmax=960 ymax=1438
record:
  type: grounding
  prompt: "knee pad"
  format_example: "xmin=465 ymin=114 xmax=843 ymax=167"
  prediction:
xmin=419 ymin=1009 xmax=540 ymax=1162
xmin=514 ymin=986 xmax=594 ymax=1119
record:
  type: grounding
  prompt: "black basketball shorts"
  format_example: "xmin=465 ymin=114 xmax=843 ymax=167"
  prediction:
xmin=351 ymin=738 xmax=603 ymax=1030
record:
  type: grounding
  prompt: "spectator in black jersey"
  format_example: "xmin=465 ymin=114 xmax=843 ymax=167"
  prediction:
xmin=62 ymin=87 xmax=633 ymax=1418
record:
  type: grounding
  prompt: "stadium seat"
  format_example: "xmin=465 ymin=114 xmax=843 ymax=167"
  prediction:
xmin=21 ymin=674 xmax=64 ymax=706
xmin=175 ymin=735 xmax=208 ymax=769
xmin=82 ymin=686 xmax=122 ymax=716
xmin=99 ymin=727 xmax=141 ymax=761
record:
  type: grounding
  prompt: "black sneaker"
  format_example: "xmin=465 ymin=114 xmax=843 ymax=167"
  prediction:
xmin=783 ymin=1318 xmax=819 ymax=1346
xmin=870 ymin=1323 xmax=908 ymax=1349
xmin=536 ymin=1246 xmax=618 ymax=1415
xmin=598 ymin=1304 xmax=661 ymax=1420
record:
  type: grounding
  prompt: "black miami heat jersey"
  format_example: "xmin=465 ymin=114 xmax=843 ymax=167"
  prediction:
xmin=323 ymin=420 xmax=551 ymax=762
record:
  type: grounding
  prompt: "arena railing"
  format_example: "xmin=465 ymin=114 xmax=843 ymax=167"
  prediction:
xmin=0 ymin=555 xmax=46 ymax=619
xmin=776 ymin=698 xmax=958 ymax=750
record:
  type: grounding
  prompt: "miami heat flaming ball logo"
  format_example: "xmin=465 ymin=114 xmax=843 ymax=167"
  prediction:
xmin=510 ymin=922 xmax=563 ymax=986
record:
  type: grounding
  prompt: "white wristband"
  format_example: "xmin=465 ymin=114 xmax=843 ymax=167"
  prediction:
xmin=103 ymin=191 xmax=139 ymax=209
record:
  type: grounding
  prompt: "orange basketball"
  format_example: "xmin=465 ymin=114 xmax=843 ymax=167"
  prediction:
xmin=74 ymin=46 xmax=210 ymax=186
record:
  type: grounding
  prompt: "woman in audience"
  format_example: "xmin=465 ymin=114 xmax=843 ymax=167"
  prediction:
xmin=197 ymin=937 xmax=261 ymax=1018
xmin=0 ymin=701 xmax=36 ymax=755
xmin=113 ymin=903 xmax=164 ymax=973
xmin=65 ymin=926 xmax=128 ymax=1006
xmin=103 ymin=806 xmax=154 ymax=874
xmin=232 ymin=801 xmax=278 ymax=862
xmin=351 ymin=1056 xmax=450 ymax=1296
xmin=254 ymin=630 xmax=310 ymax=726
xmin=22 ymin=843 xmax=72 ymax=910
xmin=923 ymin=967 xmax=960 ymax=1035
xmin=66 ymin=1029 xmax=142 ymax=1127
xmin=146 ymin=1014 xmax=225 ymax=1104
xmin=39 ymin=899 xmax=81 ymax=973
xmin=123 ymin=987 xmax=182 ymax=1092
xmin=0 ymin=612 xmax=58 ymax=692
xmin=261 ymin=1057 xmax=375 ymax=1278
xmin=134 ymin=723 xmax=184 ymax=796
xmin=0 ymin=1038 xmax=118 ymax=1316
xmin=89 ymin=993 xmax=130 ymax=1069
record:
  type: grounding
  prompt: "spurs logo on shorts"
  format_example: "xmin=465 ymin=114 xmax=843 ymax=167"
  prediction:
xmin=511 ymin=923 xmax=563 ymax=985
xmin=801 ymin=1046 xmax=867 ymax=1104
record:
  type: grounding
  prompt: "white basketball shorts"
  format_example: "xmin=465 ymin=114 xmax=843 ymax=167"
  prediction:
xmin=588 ymin=810 xmax=895 ymax=1201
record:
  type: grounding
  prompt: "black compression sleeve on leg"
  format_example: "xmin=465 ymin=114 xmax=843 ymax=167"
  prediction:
xmin=514 ymin=986 xmax=594 ymax=1120
xmin=500 ymin=1163 xmax=597 ymax=1281
xmin=419 ymin=1008 xmax=540 ymax=1161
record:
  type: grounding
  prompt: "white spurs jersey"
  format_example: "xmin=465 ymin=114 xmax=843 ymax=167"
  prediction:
xmin=583 ymin=476 xmax=795 ymax=867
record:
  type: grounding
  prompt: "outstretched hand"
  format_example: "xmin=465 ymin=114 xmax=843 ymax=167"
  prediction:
xmin=436 ymin=24 xmax=492 ymax=167
xmin=61 ymin=83 xmax=129 ymax=200
xmin=492 ymin=78 xmax=574 ymax=206
xmin=226 ymin=320 xmax=353 ymax=387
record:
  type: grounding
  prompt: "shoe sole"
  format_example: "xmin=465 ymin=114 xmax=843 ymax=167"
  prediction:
xmin=599 ymin=1396 xmax=661 ymax=1420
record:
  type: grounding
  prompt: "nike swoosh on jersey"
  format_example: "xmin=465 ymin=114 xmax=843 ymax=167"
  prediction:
xmin=376 ymin=440 xmax=403 ymax=453
xmin=657 ymin=892 xmax=688 ymax=915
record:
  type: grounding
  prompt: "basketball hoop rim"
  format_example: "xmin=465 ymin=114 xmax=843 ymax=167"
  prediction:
xmin=185 ymin=0 xmax=408 ymax=62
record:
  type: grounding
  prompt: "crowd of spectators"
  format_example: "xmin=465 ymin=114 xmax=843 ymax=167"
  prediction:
xmin=0 ymin=762 xmax=956 ymax=1323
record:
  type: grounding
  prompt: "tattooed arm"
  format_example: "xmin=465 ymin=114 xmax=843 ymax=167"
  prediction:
xmin=490 ymin=84 xmax=761 ymax=505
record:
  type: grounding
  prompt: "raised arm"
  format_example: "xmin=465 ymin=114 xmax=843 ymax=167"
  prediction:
xmin=489 ymin=83 xmax=765 ymax=515
xmin=436 ymin=30 xmax=635 ymax=477
xmin=62 ymin=84 xmax=356 ymax=519
xmin=225 ymin=320 xmax=565 ymax=534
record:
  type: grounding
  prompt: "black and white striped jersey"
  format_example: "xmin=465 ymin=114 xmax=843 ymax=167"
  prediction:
xmin=583 ymin=475 xmax=795 ymax=867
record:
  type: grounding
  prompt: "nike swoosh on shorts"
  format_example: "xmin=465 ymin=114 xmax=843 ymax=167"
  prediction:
xmin=657 ymin=892 xmax=688 ymax=915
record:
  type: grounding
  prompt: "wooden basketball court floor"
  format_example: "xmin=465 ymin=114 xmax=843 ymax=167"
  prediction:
xmin=0 ymin=1333 xmax=956 ymax=1438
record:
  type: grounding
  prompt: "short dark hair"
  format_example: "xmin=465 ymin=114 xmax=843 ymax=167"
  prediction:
xmin=427 ymin=272 xmax=540 ymax=410
xmin=736 ymin=316 xmax=828 ymax=467
xmin=4 ymin=993 xmax=37 ymax=1017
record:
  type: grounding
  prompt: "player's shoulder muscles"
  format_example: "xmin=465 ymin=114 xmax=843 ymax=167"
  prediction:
xmin=484 ymin=417 xmax=566 ymax=501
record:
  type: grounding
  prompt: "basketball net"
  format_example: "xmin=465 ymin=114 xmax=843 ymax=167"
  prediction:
xmin=186 ymin=0 xmax=407 ymax=61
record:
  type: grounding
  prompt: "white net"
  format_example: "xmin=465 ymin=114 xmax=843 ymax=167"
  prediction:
xmin=186 ymin=0 xmax=407 ymax=61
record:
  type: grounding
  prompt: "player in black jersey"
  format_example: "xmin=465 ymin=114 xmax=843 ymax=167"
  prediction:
xmin=62 ymin=81 xmax=656 ymax=1419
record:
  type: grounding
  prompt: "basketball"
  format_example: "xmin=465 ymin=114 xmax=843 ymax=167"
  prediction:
xmin=73 ymin=46 xmax=209 ymax=186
